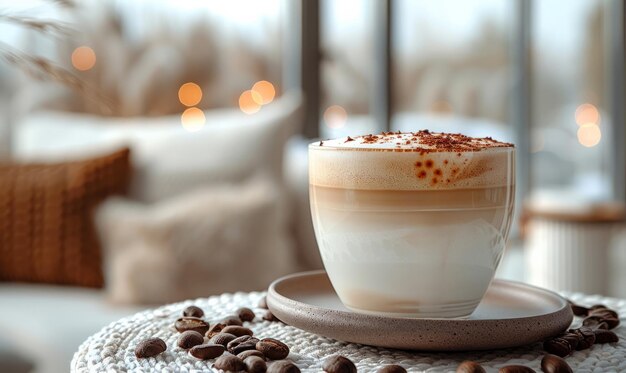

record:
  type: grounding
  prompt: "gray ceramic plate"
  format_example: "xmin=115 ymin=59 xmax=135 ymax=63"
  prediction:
xmin=267 ymin=270 xmax=573 ymax=351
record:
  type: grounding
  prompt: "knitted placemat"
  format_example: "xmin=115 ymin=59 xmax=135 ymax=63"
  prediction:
xmin=71 ymin=291 xmax=626 ymax=372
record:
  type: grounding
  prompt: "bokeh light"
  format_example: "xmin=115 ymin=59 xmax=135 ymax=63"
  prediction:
xmin=575 ymin=103 xmax=600 ymax=126
xmin=181 ymin=107 xmax=206 ymax=132
xmin=239 ymin=90 xmax=262 ymax=114
xmin=178 ymin=82 xmax=203 ymax=107
xmin=323 ymin=105 xmax=347 ymax=129
xmin=251 ymin=80 xmax=276 ymax=105
xmin=577 ymin=123 xmax=601 ymax=147
xmin=71 ymin=46 xmax=96 ymax=71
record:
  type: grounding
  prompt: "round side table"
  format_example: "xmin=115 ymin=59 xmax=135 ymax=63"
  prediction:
xmin=71 ymin=291 xmax=626 ymax=372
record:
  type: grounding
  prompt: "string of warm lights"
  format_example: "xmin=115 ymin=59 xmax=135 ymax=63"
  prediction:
xmin=239 ymin=80 xmax=275 ymax=114
xmin=575 ymin=103 xmax=601 ymax=148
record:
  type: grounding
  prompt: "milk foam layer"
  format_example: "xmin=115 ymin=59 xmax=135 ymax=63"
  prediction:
xmin=310 ymin=132 xmax=514 ymax=190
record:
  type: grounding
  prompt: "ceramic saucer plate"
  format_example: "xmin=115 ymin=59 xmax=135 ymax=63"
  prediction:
xmin=267 ymin=270 xmax=573 ymax=351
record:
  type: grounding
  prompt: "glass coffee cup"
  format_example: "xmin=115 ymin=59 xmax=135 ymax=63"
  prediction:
xmin=309 ymin=132 xmax=515 ymax=318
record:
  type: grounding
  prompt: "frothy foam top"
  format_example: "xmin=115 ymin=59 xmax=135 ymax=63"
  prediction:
xmin=316 ymin=130 xmax=513 ymax=152
xmin=310 ymin=131 xmax=514 ymax=190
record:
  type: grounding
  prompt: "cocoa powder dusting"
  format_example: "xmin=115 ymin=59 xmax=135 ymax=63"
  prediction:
xmin=317 ymin=131 xmax=513 ymax=153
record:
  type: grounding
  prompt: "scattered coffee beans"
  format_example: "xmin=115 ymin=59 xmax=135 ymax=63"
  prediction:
xmin=377 ymin=364 xmax=407 ymax=373
xmin=543 ymin=337 xmax=573 ymax=358
xmin=177 ymin=330 xmax=204 ymax=349
xmin=541 ymin=354 xmax=572 ymax=373
xmin=237 ymin=307 xmax=256 ymax=322
xmin=214 ymin=354 xmax=246 ymax=372
xmin=222 ymin=325 xmax=254 ymax=337
xmin=135 ymin=337 xmax=166 ymax=358
xmin=456 ymin=361 xmax=486 ymax=373
xmin=594 ymin=329 xmax=619 ymax=344
xmin=189 ymin=343 xmax=225 ymax=360
xmin=569 ymin=327 xmax=595 ymax=350
xmin=258 ymin=296 xmax=268 ymax=309
xmin=227 ymin=335 xmax=260 ymax=355
xmin=238 ymin=349 xmax=265 ymax=360
xmin=256 ymin=338 xmax=289 ymax=360
xmin=210 ymin=332 xmax=237 ymax=347
xmin=543 ymin=300 xmax=622 ymax=359
xmin=267 ymin=360 xmax=301 ymax=373
xmin=245 ymin=356 xmax=268 ymax=373
xmin=182 ymin=305 xmax=204 ymax=318
xmin=222 ymin=316 xmax=244 ymax=326
xmin=262 ymin=310 xmax=278 ymax=322
xmin=175 ymin=317 xmax=210 ymax=335
xmin=498 ymin=365 xmax=535 ymax=373
xmin=322 ymin=355 xmax=357 ymax=373
xmin=206 ymin=323 xmax=226 ymax=339
xmin=568 ymin=301 xmax=620 ymax=330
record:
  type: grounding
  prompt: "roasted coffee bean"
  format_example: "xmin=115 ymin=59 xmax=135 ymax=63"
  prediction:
xmin=256 ymin=338 xmax=289 ymax=360
xmin=227 ymin=335 xmax=260 ymax=355
xmin=594 ymin=329 xmax=619 ymax=344
xmin=498 ymin=365 xmax=535 ymax=373
xmin=210 ymin=332 xmax=237 ymax=347
xmin=236 ymin=307 xmax=255 ymax=322
xmin=206 ymin=323 xmax=227 ymax=338
xmin=560 ymin=333 xmax=579 ymax=350
xmin=582 ymin=315 xmax=604 ymax=328
xmin=541 ymin=354 xmax=572 ymax=373
xmin=543 ymin=338 xmax=572 ymax=357
xmin=589 ymin=308 xmax=619 ymax=319
xmin=267 ymin=360 xmax=301 ymax=373
xmin=377 ymin=364 xmax=407 ymax=373
xmin=222 ymin=315 xmax=244 ymax=326
xmin=322 ymin=355 xmax=357 ymax=373
xmin=456 ymin=361 xmax=486 ymax=373
xmin=175 ymin=317 xmax=210 ymax=335
xmin=258 ymin=296 xmax=268 ymax=309
xmin=214 ymin=354 xmax=246 ymax=372
xmin=177 ymin=330 xmax=204 ymax=349
xmin=245 ymin=356 xmax=267 ymax=373
xmin=262 ymin=310 xmax=278 ymax=322
xmin=569 ymin=301 xmax=589 ymax=317
xmin=182 ymin=305 xmax=204 ymax=318
xmin=569 ymin=327 xmax=596 ymax=350
xmin=222 ymin=325 xmax=254 ymax=337
xmin=238 ymin=349 xmax=265 ymax=360
xmin=189 ymin=343 xmax=225 ymax=360
xmin=135 ymin=337 xmax=166 ymax=358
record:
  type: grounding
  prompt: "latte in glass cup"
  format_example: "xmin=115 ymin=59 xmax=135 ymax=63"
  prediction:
xmin=309 ymin=131 xmax=515 ymax=318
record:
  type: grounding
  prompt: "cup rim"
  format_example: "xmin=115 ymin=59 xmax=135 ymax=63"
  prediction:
xmin=309 ymin=141 xmax=515 ymax=154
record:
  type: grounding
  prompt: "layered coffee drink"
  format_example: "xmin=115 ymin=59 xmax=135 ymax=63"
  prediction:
xmin=309 ymin=131 xmax=515 ymax=318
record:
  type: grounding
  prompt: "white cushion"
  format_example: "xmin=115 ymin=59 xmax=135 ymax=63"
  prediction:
xmin=95 ymin=176 xmax=296 ymax=304
xmin=14 ymin=91 xmax=303 ymax=202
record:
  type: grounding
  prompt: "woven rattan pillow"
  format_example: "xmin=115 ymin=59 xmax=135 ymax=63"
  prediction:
xmin=0 ymin=148 xmax=131 ymax=287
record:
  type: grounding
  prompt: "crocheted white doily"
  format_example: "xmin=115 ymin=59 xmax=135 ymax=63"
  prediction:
xmin=71 ymin=291 xmax=626 ymax=372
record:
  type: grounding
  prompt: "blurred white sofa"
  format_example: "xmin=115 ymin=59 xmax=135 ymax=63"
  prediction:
xmin=1 ymin=91 xmax=320 ymax=373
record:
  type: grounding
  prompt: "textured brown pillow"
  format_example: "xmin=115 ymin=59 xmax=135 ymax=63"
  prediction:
xmin=0 ymin=148 xmax=131 ymax=287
